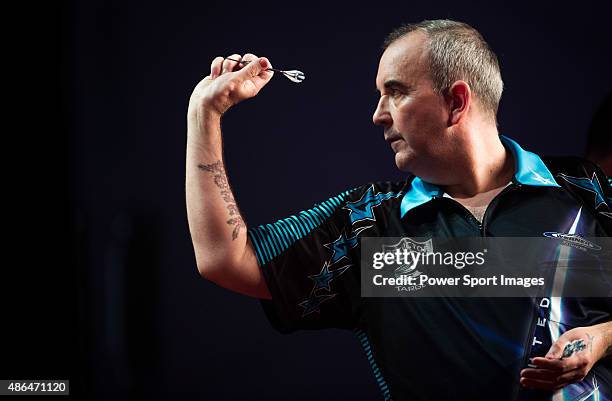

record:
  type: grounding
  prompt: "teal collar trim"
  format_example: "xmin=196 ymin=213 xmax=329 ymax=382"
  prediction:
xmin=500 ymin=135 xmax=559 ymax=188
xmin=399 ymin=135 xmax=560 ymax=218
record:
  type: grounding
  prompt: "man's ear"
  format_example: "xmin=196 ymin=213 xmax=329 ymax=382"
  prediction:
xmin=446 ymin=80 xmax=471 ymax=125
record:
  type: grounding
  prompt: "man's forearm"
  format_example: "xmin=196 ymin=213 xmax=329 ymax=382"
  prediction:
xmin=185 ymin=110 xmax=247 ymax=277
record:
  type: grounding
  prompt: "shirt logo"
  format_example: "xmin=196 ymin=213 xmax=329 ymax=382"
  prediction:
xmin=382 ymin=237 xmax=433 ymax=293
xmin=542 ymin=232 xmax=602 ymax=251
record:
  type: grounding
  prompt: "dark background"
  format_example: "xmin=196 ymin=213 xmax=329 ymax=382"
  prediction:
xmin=5 ymin=0 xmax=611 ymax=400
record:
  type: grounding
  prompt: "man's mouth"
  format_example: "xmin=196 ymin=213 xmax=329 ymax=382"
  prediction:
xmin=384 ymin=133 xmax=402 ymax=144
xmin=389 ymin=138 xmax=403 ymax=153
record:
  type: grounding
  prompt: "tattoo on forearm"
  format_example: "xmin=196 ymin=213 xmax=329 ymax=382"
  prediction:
xmin=198 ymin=160 xmax=245 ymax=240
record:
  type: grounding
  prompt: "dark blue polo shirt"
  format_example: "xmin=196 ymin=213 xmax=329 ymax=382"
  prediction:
xmin=247 ymin=135 xmax=612 ymax=401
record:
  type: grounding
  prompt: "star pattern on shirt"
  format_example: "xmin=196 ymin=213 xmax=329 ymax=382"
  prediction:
xmin=323 ymin=225 xmax=371 ymax=265
xmin=297 ymin=292 xmax=337 ymax=317
xmin=297 ymin=186 xmax=404 ymax=318
xmin=343 ymin=185 xmax=404 ymax=226
xmin=307 ymin=261 xmax=352 ymax=292
xmin=559 ymin=173 xmax=609 ymax=209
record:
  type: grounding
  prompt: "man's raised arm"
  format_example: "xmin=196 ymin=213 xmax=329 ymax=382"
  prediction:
xmin=186 ymin=53 xmax=273 ymax=299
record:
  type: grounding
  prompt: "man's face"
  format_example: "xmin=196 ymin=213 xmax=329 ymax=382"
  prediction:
xmin=373 ymin=32 xmax=450 ymax=177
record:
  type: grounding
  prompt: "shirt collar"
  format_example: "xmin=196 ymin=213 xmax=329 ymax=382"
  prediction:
xmin=400 ymin=135 xmax=560 ymax=218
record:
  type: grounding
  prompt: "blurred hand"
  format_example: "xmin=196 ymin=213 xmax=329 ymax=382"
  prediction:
xmin=520 ymin=326 xmax=599 ymax=391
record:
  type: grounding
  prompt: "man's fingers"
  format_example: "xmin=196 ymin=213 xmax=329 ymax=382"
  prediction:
xmin=210 ymin=53 xmax=255 ymax=80
xmin=520 ymin=367 xmax=558 ymax=381
xmin=203 ymin=52 xmax=274 ymax=103
xmin=241 ymin=53 xmax=273 ymax=70
xmin=531 ymin=356 xmax=582 ymax=372
xmin=241 ymin=53 xmax=258 ymax=65
xmin=520 ymin=365 xmax=586 ymax=386
xmin=239 ymin=53 xmax=260 ymax=77
xmin=239 ymin=56 xmax=263 ymax=78
xmin=222 ymin=53 xmax=242 ymax=74
xmin=555 ymin=369 xmax=588 ymax=384
xmin=236 ymin=55 xmax=271 ymax=78
xmin=210 ymin=52 xmax=273 ymax=83
xmin=210 ymin=56 xmax=224 ymax=79
xmin=520 ymin=377 xmax=565 ymax=391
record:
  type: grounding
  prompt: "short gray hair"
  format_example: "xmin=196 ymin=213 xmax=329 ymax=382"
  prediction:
xmin=383 ymin=19 xmax=503 ymax=120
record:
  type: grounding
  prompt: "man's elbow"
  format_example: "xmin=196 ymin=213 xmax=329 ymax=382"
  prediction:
xmin=196 ymin=258 xmax=225 ymax=282
xmin=194 ymin=252 xmax=272 ymax=299
xmin=195 ymin=251 xmax=240 ymax=284
xmin=196 ymin=261 xmax=213 ymax=280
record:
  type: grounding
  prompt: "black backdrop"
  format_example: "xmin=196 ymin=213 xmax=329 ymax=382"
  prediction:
xmin=5 ymin=1 xmax=612 ymax=400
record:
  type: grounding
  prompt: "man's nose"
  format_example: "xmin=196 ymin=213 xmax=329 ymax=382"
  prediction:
xmin=372 ymin=96 xmax=391 ymax=127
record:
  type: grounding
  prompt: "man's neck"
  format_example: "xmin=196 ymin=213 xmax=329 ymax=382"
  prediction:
xmin=442 ymin=132 xmax=515 ymax=200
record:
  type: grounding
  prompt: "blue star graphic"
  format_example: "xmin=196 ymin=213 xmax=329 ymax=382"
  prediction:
xmin=343 ymin=185 xmax=404 ymax=225
xmin=308 ymin=262 xmax=352 ymax=292
xmin=559 ymin=173 xmax=608 ymax=209
xmin=323 ymin=225 xmax=371 ymax=265
xmin=297 ymin=293 xmax=337 ymax=316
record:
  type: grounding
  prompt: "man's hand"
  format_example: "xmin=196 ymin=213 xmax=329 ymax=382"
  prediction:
xmin=188 ymin=53 xmax=274 ymax=124
xmin=520 ymin=324 xmax=611 ymax=391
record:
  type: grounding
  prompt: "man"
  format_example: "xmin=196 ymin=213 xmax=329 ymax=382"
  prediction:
xmin=186 ymin=19 xmax=612 ymax=400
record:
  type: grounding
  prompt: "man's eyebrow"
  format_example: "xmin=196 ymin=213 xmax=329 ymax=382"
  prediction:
xmin=374 ymin=80 xmax=412 ymax=93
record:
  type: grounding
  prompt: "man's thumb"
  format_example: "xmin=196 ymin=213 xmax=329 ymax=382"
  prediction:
xmin=259 ymin=57 xmax=270 ymax=68
xmin=243 ymin=57 xmax=270 ymax=78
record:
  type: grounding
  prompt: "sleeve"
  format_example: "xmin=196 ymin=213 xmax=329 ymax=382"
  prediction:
xmin=247 ymin=185 xmax=370 ymax=333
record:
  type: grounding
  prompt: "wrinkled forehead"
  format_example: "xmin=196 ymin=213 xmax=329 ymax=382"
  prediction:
xmin=376 ymin=32 xmax=429 ymax=89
